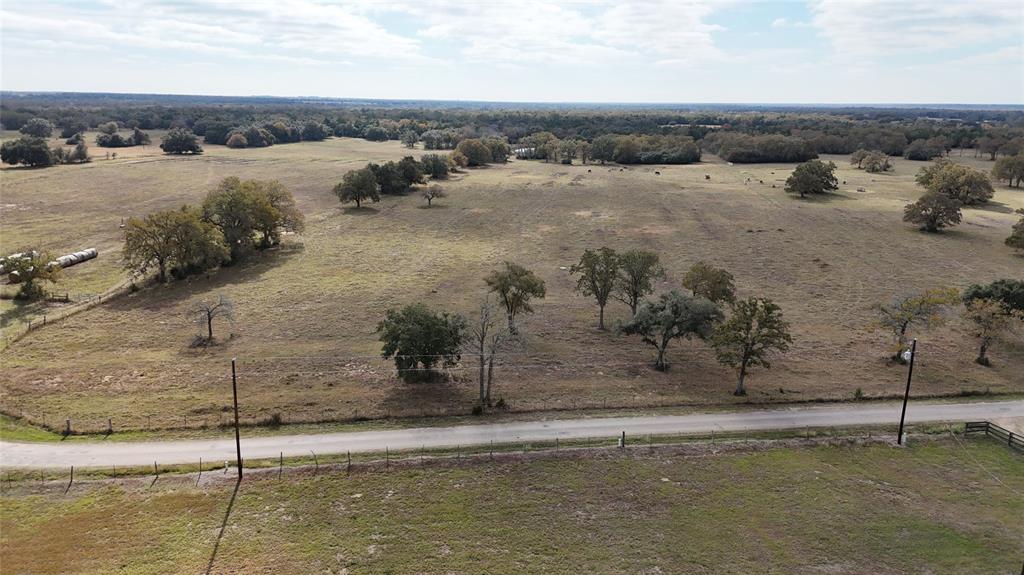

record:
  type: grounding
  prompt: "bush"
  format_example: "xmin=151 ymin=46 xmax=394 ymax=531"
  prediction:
xmin=95 ymin=133 xmax=132 ymax=148
xmin=301 ymin=121 xmax=330 ymax=141
xmin=1 ymin=137 xmax=55 ymax=167
xmin=19 ymin=117 xmax=54 ymax=138
xmin=160 ymin=128 xmax=203 ymax=154
xmin=377 ymin=303 xmax=467 ymax=383
xmin=225 ymin=133 xmax=248 ymax=148
xmin=421 ymin=153 xmax=451 ymax=179
xmin=362 ymin=125 xmax=389 ymax=142
xmin=455 ymin=139 xmax=493 ymax=167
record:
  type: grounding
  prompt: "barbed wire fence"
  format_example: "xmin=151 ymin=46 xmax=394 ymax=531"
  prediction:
xmin=2 ymin=348 xmax=734 ymax=435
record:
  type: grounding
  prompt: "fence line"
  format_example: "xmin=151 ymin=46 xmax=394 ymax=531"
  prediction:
xmin=964 ymin=421 xmax=1023 ymax=452
xmin=1 ymin=279 xmax=134 ymax=352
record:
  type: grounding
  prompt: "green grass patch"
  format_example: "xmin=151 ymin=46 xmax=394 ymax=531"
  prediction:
xmin=2 ymin=437 xmax=1021 ymax=574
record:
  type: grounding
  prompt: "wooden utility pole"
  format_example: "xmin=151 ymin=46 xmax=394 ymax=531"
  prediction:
xmin=232 ymin=358 xmax=243 ymax=479
xmin=897 ymin=339 xmax=916 ymax=445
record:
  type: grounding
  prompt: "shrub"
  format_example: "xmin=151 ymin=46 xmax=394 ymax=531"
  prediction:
xmin=19 ymin=117 xmax=54 ymax=137
xmin=1 ymin=137 xmax=54 ymax=167
xmin=225 ymin=133 xmax=248 ymax=148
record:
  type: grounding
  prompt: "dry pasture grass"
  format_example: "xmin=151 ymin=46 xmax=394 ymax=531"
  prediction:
xmin=1 ymin=138 xmax=1022 ymax=430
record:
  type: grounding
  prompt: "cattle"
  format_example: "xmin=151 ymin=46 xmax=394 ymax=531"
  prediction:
xmin=704 ymin=174 xmax=711 ymax=180
xmin=654 ymin=171 xmax=660 ymax=175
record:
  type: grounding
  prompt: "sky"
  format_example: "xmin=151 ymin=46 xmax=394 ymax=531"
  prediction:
xmin=1 ymin=0 xmax=1022 ymax=105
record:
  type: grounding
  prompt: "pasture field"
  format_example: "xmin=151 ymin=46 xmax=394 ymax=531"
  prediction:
xmin=1 ymin=135 xmax=1022 ymax=432
xmin=1 ymin=437 xmax=1021 ymax=574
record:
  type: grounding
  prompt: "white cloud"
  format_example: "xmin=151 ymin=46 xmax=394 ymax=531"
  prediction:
xmin=810 ymin=0 xmax=1023 ymax=56
xmin=0 ymin=0 xmax=427 ymax=67
xmin=771 ymin=17 xmax=810 ymax=29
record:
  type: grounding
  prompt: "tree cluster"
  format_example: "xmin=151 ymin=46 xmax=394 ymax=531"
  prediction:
xmin=202 ymin=120 xmax=331 ymax=148
xmin=96 ymin=127 xmax=151 ymax=148
xmin=453 ymin=138 xmax=509 ymax=167
xmin=992 ymin=153 xmax=1024 ymax=188
xmin=702 ymin=133 xmax=817 ymax=163
xmin=568 ymin=248 xmax=791 ymax=394
xmin=902 ymin=137 xmax=947 ymax=161
xmin=850 ymin=149 xmax=892 ymax=173
xmin=160 ymin=128 xmax=203 ymax=154
xmin=1007 ymin=209 xmax=1024 ymax=252
xmin=875 ymin=281 xmax=1022 ymax=367
xmin=122 ymin=177 xmax=303 ymax=282
xmin=1 ymin=137 xmax=89 ymax=167
xmin=333 ymin=156 xmax=435 ymax=207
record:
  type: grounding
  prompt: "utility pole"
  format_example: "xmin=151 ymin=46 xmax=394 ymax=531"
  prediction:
xmin=229 ymin=356 xmax=240 ymax=476
xmin=897 ymin=339 xmax=916 ymax=446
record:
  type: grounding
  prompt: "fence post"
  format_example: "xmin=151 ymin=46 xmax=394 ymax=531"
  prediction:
xmin=64 ymin=466 xmax=73 ymax=494
xmin=347 ymin=451 xmax=351 ymax=474
xmin=64 ymin=419 xmax=71 ymax=436
xmin=197 ymin=458 xmax=202 ymax=486
xmin=311 ymin=450 xmax=319 ymax=476
xmin=279 ymin=452 xmax=283 ymax=480
xmin=107 ymin=419 xmax=112 ymax=435
xmin=386 ymin=447 xmax=389 ymax=468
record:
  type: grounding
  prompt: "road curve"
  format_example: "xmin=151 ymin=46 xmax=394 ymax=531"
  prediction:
xmin=2 ymin=400 xmax=1021 ymax=468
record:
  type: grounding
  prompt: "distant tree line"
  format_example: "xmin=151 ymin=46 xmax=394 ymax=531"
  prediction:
xmin=6 ymin=98 xmax=1023 ymax=164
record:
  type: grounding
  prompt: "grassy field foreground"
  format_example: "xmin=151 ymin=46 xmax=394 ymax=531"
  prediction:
xmin=1 ymin=437 xmax=1021 ymax=574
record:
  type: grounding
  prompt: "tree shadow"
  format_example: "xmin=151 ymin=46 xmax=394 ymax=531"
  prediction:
xmin=205 ymin=478 xmax=241 ymax=575
xmin=0 ymin=297 xmax=42 ymax=329
xmin=377 ymin=376 xmax=475 ymax=418
xmin=341 ymin=206 xmax=380 ymax=215
xmin=970 ymin=200 xmax=1015 ymax=214
xmin=416 ymin=204 xmax=450 ymax=210
xmin=798 ymin=191 xmax=855 ymax=203
xmin=106 ymin=244 xmax=302 ymax=313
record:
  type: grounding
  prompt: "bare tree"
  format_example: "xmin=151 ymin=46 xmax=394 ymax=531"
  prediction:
xmin=189 ymin=294 xmax=234 ymax=342
xmin=467 ymin=297 xmax=517 ymax=407
xmin=422 ymin=184 xmax=447 ymax=207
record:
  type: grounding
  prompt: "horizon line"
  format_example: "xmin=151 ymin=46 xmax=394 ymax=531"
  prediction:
xmin=2 ymin=90 xmax=1022 ymax=110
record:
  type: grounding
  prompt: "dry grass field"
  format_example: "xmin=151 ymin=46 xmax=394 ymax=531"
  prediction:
xmin=1 ymin=437 xmax=1021 ymax=574
xmin=1 ymin=135 xmax=1022 ymax=431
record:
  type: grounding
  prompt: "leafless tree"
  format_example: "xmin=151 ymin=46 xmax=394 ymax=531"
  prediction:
xmin=467 ymin=297 xmax=519 ymax=407
xmin=189 ymin=294 xmax=234 ymax=342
